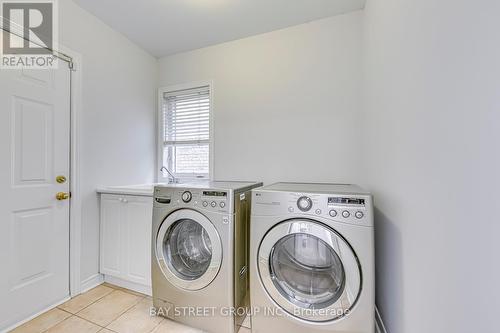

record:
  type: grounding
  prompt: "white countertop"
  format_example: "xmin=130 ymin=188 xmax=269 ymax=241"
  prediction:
xmin=96 ymin=184 xmax=159 ymax=196
xmin=97 ymin=180 xmax=263 ymax=197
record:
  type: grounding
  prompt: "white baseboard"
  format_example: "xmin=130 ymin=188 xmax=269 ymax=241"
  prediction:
xmin=0 ymin=296 xmax=70 ymax=333
xmin=80 ymin=273 xmax=104 ymax=293
xmin=103 ymin=275 xmax=152 ymax=296
xmin=375 ymin=306 xmax=388 ymax=333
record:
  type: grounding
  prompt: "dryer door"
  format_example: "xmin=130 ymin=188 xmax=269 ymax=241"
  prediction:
xmin=156 ymin=209 xmax=222 ymax=291
xmin=258 ymin=219 xmax=361 ymax=322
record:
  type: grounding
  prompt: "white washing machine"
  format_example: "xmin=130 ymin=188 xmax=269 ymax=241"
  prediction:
xmin=250 ymin=183 xmax=374 ymax=333
xmin=152 ymin=181 xmax=262 ymax=333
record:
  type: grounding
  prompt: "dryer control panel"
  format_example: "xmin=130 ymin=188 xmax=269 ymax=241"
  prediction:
xmin=252 ymin=190 xmax=373 ymax=227
xmin=325 ymin=196 xmax=367 ymax=223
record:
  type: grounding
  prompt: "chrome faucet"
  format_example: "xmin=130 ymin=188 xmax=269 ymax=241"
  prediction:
xmin=160 ymin=166 xmax=179 ymax=184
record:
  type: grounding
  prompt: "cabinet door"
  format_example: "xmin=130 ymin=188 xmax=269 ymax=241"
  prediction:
xmin=123 ymin=196 xmax=153 ymax=286
xmin=100 ymin=194 xmax=124 ymax=276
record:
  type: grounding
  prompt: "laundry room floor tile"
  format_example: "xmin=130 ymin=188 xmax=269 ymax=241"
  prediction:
xmin=102 ymin=282 xmax=148 ymax=297
xmin=58 ymin=285 xmax=114 ymax=314
xmin=106 ymin=297 xmax=163 ymax=333
xmin=45 ymin=316 xmax=101 ymax=333
xmin=10 ymin=308 xmax=71 ymax=333
xmin=76 ymin=289 xmax=143 ymax=326
xmin=150 ymin=318 xmax=205 ymax=333
xmin=9 ymin=284 xmax=224 ymax=333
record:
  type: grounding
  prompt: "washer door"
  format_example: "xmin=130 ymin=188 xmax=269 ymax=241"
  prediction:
xmin=258 ymin=219 xmax=361 ymax=322
xmin=156 ymin=209 xmax=222 ymax=291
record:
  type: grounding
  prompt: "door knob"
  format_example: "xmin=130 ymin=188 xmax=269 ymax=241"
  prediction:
xmin=56 ymin=192 xmax=70 ymax=200
xmin=56 ymin=175 xmax=67 ymax=184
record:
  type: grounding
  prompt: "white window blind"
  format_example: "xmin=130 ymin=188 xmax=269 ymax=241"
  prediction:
xmin=161 ymin=86 xmax=210 ymax=177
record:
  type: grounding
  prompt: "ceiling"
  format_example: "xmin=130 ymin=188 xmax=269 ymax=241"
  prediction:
xmin=72 ymin=0 xmax=366 ymax=57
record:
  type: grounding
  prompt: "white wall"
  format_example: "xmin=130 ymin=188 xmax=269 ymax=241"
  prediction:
xmin=59 ymin=1 xmax=157 ymax=286
xmin=158 ymin=12 xmax=363 ymax=185
xmin=362 ymin=1 xmax=500 ymax=332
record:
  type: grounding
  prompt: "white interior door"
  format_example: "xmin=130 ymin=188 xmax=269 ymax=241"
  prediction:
xmin=0 ymin=59 xmax=71 ymax=330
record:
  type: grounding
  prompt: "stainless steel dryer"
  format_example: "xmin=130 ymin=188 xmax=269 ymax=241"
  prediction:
xmin=152 ymin=181 xmax=262 ymax=333
xmin=250 ymin=182 xmax=375 ymax=333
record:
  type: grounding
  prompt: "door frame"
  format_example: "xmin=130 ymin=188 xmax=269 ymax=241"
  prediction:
xmin=62 ymin=45 xmax=84 ymax=297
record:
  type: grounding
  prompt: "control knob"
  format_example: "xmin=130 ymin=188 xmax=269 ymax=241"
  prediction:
xmin=297 ymin=196 xmax=313 ymax=212
xmin=181 ymin=191 xmax=192 ymax=203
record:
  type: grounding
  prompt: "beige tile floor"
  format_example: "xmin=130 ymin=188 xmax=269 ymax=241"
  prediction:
xmin=10 ymin=283 xmax=251 ymax=333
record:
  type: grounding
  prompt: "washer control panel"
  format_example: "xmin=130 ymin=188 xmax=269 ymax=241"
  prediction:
xmin=154 ymin=187 xmax=229 ymax=213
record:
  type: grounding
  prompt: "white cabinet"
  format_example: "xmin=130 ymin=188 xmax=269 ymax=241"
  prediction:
xmin=100 ymin=195 xmax=123 ymax=277
xmin=100 ymin=194 xmax=153 ymax=294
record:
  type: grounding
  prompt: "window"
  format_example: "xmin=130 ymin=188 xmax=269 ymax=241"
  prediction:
xmin=159 ymin=84 xmax=211 ymax=180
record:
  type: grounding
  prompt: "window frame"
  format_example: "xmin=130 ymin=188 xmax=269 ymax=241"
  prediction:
xmin=157 ymin=81 xmax=214 ymax=182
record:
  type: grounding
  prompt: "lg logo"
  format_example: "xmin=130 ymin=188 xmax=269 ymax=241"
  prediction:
xmin=2 ymin=1 xmax=53 ymax=54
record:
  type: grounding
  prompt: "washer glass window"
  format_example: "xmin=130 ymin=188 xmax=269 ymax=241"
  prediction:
xmin=164 ymin=218 xmax=212 ymax=280
xmin=270 ymin=233 xmax=345 ymax=309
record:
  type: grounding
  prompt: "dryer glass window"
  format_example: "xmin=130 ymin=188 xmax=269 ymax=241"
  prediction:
xmin=164 ymin=219 xmax=212 ymax=280
xmin=270 ymin=233 xmax=345 ymax=309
